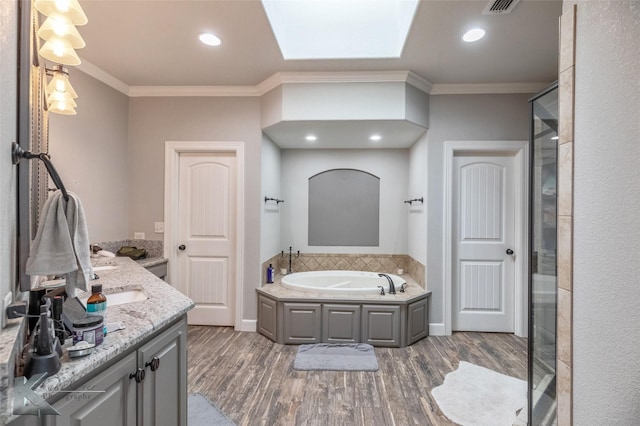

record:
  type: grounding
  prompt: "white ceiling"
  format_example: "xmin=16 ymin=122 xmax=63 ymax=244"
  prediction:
xmin=73 ymin=0 xmax=562 ymax=148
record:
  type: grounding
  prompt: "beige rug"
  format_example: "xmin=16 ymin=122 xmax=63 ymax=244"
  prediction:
xmin=431 ymin=361 xmax=526 ymax=426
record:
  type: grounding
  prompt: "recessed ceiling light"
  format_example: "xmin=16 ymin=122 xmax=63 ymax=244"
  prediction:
xmin=199 ymin=33 xmax=222 ymax=46
xmin=305 ymin=135 xmax=317 ymax=142
xmin=551 ymin=136 xmax=559 ymax=140
xmin=462 ymin=28 xmax=486 ymax=43
xmin=369 ymin=134 xmax=382 ymax=141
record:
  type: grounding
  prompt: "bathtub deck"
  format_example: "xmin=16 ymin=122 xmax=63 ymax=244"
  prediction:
xmin=187 ymin=326 xmax=527 ymax=425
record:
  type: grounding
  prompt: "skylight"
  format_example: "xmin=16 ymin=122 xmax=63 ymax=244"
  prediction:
xmin=261 ymin=0 xmax=419 ymax=60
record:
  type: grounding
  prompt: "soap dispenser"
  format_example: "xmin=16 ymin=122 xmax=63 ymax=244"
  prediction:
xmin=266 ymin=264 xmax=275 ymax=284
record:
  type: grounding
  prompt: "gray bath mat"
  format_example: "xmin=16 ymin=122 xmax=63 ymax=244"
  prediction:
xmin=188 ymin=393 xmax=235 ymax=425
xmin=293 ymin=343 xmax=378 ymax=371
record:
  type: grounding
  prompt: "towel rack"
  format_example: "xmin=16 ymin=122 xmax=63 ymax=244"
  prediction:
xmin=265 ymin=197 xmax=284 ymax=204
xmin=404 ymin=197 xmax=424 ymax=205
xmin=12 ymin=142 xmax=69 ymax=201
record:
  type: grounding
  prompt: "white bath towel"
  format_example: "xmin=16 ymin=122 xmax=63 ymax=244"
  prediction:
xmin=26 ymin=190 xmax=94 ymax=296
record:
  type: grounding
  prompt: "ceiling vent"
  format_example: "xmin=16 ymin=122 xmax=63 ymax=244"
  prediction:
xmin=482 ymin=0 xmax=522 ymax=14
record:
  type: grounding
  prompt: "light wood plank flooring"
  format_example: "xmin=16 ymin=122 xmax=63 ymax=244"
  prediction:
xmin=187 ymin=326 xmax=527 ymax=425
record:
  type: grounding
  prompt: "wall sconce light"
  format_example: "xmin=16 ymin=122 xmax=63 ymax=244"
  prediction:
xmin=46 ymin=65 xmax=78 ymax=115
xmin=34 ymin=0 xmax=88 ymax=25
xmin=35 ymin=0 xmax=87 ymax=66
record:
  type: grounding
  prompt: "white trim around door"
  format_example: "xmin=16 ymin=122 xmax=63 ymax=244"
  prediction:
xmin=164 ymin=141 xmax=246 ymax=331
xmin=443 ymin=140 xmax=529 ymax=337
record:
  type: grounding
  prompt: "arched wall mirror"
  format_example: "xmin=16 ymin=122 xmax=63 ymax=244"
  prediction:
xmin=308 ymin=168 xmax=380 ymax=247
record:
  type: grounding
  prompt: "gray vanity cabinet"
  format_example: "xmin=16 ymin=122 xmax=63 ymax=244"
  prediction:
xmin=21 ymin=317 xmax=188 ymax=426
xmin=322 ymin=304 xmax=361 ymax=343
xmin=361 ymin=305 xmax=401 ymax=347
xmin=138 ymin=319 xmax=187 ymax=426
xmin=283 ymin=303 xmax=322 ymax=344
xmin=51 ymin=352 xmax=137 ymax=426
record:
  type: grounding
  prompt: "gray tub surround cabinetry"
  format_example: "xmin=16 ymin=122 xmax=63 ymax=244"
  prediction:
xmin=2 ymin=257 xmax=194 ymax=426
xmin=257 ymin=276 xmax=430 ymax=348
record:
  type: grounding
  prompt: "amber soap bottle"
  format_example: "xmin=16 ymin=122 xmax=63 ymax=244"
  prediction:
xmin=86 ymin=284 xmax=107 ymax=336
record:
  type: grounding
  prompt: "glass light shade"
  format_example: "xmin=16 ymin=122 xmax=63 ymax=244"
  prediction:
xmin=38 ymin=16 xmax=86 ymax=48
xmin=46 ymin=73 xmax=78 ymax=98
xmin=39 ymin=39 xmax=81 ymax=66
xmin=47 ymin=91 xmax=77 ymax=106
xmin=48 ymin=100 xmax=77 ymax=115
xmin=34 ymin=0 xmax=88 ymax=26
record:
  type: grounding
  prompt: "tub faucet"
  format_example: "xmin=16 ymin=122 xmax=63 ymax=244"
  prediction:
xmin=378 ymin=273 xmax=396 ymax=295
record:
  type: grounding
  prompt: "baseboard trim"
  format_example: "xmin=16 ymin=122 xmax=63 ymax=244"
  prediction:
xmin=237 ymin=319 xmax=257 ymax=332
xmin=429 ymin=323 xmax=447 ymax=336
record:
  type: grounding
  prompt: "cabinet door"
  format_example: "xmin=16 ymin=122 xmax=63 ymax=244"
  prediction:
xmin=322 ymin=304 xmax=361 ymax=343
xmin=362 ymin=305 xmax=401 ymax=347
xmin=407 ymin=298 xmax=429 ymax=345
xmin=52 ymin=352 xmax=137 ymax=426
xmin=257 ymin=295 xmax=277 ymax=341
xmin=283 ymin=303 xmax=321 ymax=344
xmin=138 ymin=319 xmax=188 ymax=426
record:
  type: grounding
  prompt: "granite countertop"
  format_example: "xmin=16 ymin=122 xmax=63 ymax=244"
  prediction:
xmin=257 ymin=273 xmax=430 ymax=304
xmin=135 ymin=256 xmax=168 ymax=269
xmin=0 ymin=256 xmax=193 ymax=423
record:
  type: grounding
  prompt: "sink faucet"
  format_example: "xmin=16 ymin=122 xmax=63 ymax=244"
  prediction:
xmin=378 ymin=273 xmax=396 ymax=295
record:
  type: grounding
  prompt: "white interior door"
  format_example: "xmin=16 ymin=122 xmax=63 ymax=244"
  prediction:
xmin=452 ymin=153 xmax=516 ymax=332
xmin=176 ymin=152 xmax=236 ymax=326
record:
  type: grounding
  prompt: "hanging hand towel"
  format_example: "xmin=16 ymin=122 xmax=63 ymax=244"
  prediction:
xmin=26 ymin=190 xmax=94 ymax=297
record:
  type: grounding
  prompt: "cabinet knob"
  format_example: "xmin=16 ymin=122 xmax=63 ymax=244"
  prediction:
xmin=145 ymin=356 xmax=160 ymax=372
xmin=130 ymin=367 xmax=146 ymax=383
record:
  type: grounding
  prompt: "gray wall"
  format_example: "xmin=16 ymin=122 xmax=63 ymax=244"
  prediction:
xmin=260 ymin=134 xmax=281 ymax=261
xmin=49 ymin=69 xmax=130 ymax=243
xmin=128 ymin=96 xmax=263 ymax=320
xmin=281 ymin=149 xmax=409 ymax=254
xmin=426 ymin=94 xmax=530 ymax=325
xmin=0 ymin=0 xmax=18 ymax=320
xmin=570 ymin=1 xmax=640 ymax=422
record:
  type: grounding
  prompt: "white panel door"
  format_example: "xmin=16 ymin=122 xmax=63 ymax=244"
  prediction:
xmin=452 ymin=154 xmax=515 ymax=332
xmin=177 ymin=152 xmax=236 ymax=326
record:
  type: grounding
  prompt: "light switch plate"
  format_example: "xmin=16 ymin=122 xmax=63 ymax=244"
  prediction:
xmin=133 ymin=232 xmax=145 ymax=240
xmin=154 ymin=222 xmax=164 ymax=233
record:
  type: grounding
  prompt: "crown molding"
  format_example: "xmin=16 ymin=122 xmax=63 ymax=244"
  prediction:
xmin=128 ymin=85 xmax=260 ymax=97
xmin=76 ymin=57 xmax=130 ymax=96
xmin=73 ymin=60 xmax=547 ymax=98
xmin=430 ymin=82 xmax=550 ymax=95
xmin=257 ymin=70 xmax=432 ymax=95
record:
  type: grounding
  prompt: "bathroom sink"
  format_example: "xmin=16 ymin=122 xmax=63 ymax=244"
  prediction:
xmin=106 ymin=289 xmax=148 ymax=306
xmin=93 ymin=265 xmax=118 ymax=271
xmin=80 ymin=289 xmax=148 ymax=307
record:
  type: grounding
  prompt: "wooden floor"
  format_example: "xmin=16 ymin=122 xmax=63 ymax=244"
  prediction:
xmin=187 ymin=327 xmax=527 ymax=426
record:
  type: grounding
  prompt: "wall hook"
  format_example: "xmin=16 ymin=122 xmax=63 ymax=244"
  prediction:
xmin=404 ymin=197 xmax=424 ymax=205
xmin=265 ymin=197 xmax=284 ymax=204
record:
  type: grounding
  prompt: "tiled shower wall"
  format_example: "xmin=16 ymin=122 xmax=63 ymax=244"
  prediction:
xmin=261 ymin=253 xmax=426 ymax=288
xmin=557 ymin=4 xmax=576 ymax=425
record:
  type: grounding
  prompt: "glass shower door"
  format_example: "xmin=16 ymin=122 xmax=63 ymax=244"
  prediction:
xmin=529 ymin=83 xmax=558 ymax=425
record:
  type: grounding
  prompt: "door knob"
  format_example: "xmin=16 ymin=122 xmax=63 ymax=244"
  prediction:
xmin=178 ymin=245 xmax=186 ymax=251
xmin=506 ymin=249 xmax=514 ymax=255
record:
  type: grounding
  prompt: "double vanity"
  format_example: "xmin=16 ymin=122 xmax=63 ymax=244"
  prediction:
xmin=2 ymin=257 xmax=194 ymax=426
